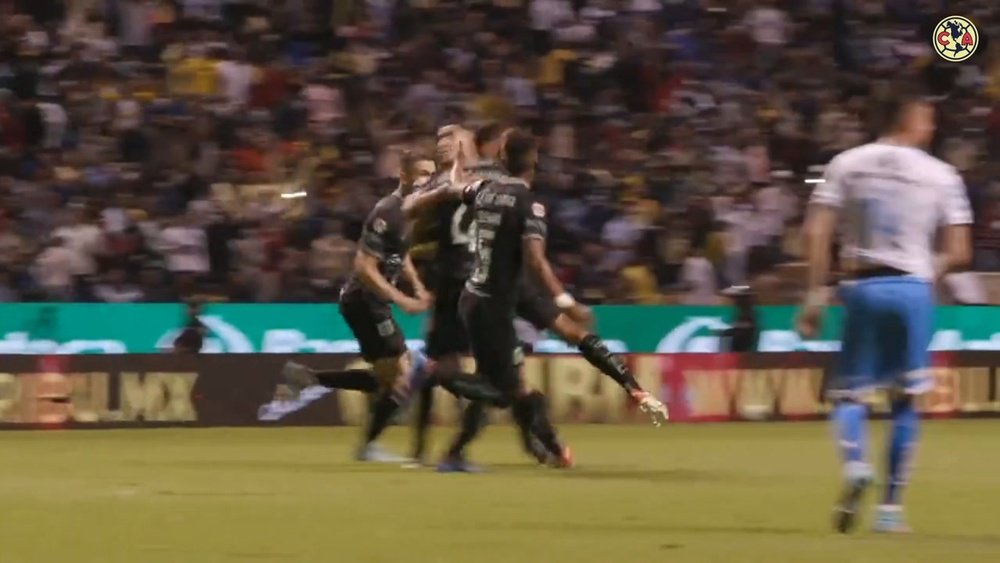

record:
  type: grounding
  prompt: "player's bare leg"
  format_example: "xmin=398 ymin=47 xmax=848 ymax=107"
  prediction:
xmin=549 ymin=312 xmax=668 ymax=425
xmin=356 ymin=351 xmax=426 ymax=463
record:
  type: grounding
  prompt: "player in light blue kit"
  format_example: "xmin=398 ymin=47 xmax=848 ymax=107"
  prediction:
xmin=797 ymin=84 xmax=972 ymax=534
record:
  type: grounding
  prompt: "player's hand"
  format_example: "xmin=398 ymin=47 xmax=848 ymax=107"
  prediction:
xmin=398 ymin=295 xmax=431 ymax=315
xmin=450 ymin=141 xmax=467 ymax=187
xmin=796 ymin=305 xmax=822 ymax=339
xmin=630 ymin=390 xmax=668 ymax=427
xmin=414 ymin=285 xmax=432 ymax=304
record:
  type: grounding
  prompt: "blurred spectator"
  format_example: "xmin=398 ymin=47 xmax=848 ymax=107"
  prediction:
xmin=310 ymin=218 xmax=355 ymax=293
xmin=141 ymin=267 xmax=179 ymax=302
xmin=173 ymin=301 xmax=206 ymax=354
xmin=601 ymin=200 xmax=647 ymax=271
xmin=975 ymin=198 xmax=1000 ymax=270
xmin=33 ymin=235 xmax=75 ymax=300
xmin=620 ymin=256 xmax=660 ymax=304
xmin=0 ymin=0 xmax=995 ymax=305
xmin=680 ymin=246 xmax=718 ymax=306
xmin=52 ymin=205 xmax=105 ymax=280
xmin=159 ymin=212 xmax=210 ymax=276
xmin=0 ymin=270 xmax=19 ymax=302
xmin=94 ymin=266 xmax=144 ymax=303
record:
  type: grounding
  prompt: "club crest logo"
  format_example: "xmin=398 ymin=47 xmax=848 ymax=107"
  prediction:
xmin=933 ymin=16 xmax=978 ymax=62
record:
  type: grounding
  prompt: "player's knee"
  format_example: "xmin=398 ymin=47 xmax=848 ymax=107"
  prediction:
xmin=435 ymin=355 xmax=462 ymax=377
xmin=552 ymin=314 xmax=587 ymax=345
xmin=493 ymin=395 xmax=514 ymax=409
xmin=372 ymin=357 xmax=403 ymax=391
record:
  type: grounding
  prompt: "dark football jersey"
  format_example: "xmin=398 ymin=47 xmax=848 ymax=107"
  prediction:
xmin=410 ymin=161 xmax=512 ymax=283
xmin=463 ymin=176 xmax=547 ymax=303
xmin=409 ymin=172 xmax=448 ymax=267
xmin=340 ymin=192 xmax=410 ymax=305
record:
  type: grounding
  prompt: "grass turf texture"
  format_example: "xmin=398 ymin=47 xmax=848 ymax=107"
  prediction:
xmin=2 ymin=422 xmax=999 ymax=563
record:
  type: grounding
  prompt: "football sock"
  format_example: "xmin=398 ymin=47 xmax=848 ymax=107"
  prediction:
xmin=314 ymin=370 xmax=379 ymax=392
xmin=438 ymin=376 xmax=507 ymax=406
xmin=514 ymin=400 xmax=536 ymax=457
xmin=365 ymin=392 xmax=402 ymax=444
xmin=446 ymin=401 xmax=488 ymax=458
xmin=832 ymin=400 xmax=870 ymax=478
xmin=515 ymin=391 xmax=562 ymax=457
xmin=885 ymin=395 xmax=919 ymax=505
xmin=578 ymin=334 xmax=640 ymax=392
xmin=411 ymin=377 xmax=436 ymax=460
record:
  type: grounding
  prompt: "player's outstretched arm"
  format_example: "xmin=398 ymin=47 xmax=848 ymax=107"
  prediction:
xmin=401 ymin=185 xmax=455 ymax=219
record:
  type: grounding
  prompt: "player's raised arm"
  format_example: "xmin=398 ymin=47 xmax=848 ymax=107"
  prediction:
xmin=401 ymin=184 xmax=451 ymax=218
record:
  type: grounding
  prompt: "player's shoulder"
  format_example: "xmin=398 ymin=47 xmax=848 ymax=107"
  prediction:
xmin=467 ymin=161 xmax=508 ymax=181
xmin=833 ymin=143 xmax=956 ymax=177
xmin=916 ymin=153 xmax=962 ymax=184
xmin=375 ymin=192 xmax=404 ymax=211
xmin=829 ymin=142 xmax=885 ymax=168
xmin=370 ymin=193 xmax=406 ymax=222
xmin=494 ymin=176 xmax=532 ymax=194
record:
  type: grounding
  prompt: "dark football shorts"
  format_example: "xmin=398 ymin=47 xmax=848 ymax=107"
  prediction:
xmin=339 ymin=290 xmax=406 ymax=362
xmin=425 ymin=276 xmax=471 ymax=359
xmin=515 ymin=278 xmax=560 ymax=331
xmin=459 ymin=289 xmax=523 ymax=401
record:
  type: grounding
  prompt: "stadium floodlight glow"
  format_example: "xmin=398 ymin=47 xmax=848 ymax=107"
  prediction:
xmin=804 ymin=178 xmax=826 ymax=184
xmin=281 ymin=191 xmax=308 ymax=199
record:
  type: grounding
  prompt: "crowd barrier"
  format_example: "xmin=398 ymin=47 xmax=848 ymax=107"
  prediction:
xmin=0 ymin=353 xmax=997 ymax=429
xmin=3 ymin=303 xmax=1000 ymax=354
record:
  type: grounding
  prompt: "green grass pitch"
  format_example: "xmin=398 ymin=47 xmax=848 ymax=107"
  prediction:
xmin=2 ymin=421 xmax=1000 ymax=562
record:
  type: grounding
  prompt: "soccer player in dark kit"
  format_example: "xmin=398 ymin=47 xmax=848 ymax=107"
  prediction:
xmin=330 ymin=151 xmax=435 ymax=462
xmin=438 ymin=129 xmax=573 ymax=470
xmin=404 ymin=124 xmax=487 ymax=463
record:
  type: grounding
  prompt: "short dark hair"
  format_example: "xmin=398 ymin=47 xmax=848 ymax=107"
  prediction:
xmin=436 ymin=124 xmax=461 ymax=140
xmin=399 ymin=149 xmax=417 ymax=171
xmin=474 ymin=122 xmax=503 ymax=152
xmin=500 ymin=129 xmax=537 ymax=176
xmin=399 ymin=150 xmax=432 ymax=177
xmin=877 ymin=80 xmax=931 ymax=134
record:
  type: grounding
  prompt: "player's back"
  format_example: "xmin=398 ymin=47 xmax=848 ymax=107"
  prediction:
xmin=465 ymin=177 xmax=540 ymax=304
xmin=411 ymin=162 xmax=513 ymax=286
xmin=814 ymin=142 xmax=970 ymax=280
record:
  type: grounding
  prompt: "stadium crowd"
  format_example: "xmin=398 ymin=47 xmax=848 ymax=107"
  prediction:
xmin=0 ymin=0 xmax=999 ymax=305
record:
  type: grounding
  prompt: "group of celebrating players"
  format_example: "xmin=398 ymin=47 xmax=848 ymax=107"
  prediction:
xmin=277 ymin=81 xmax=976 ymax=536
xmin=269 ymin=81 xmax=974 ymax=536
xmin=281 ymin=123 xmax=669 ymax=472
